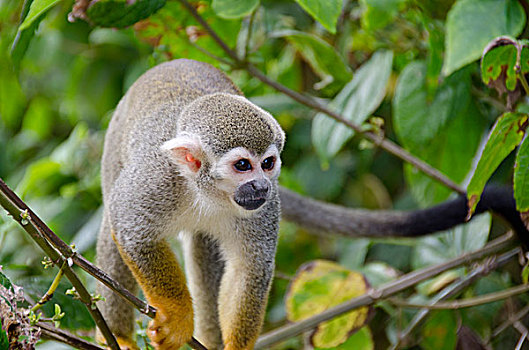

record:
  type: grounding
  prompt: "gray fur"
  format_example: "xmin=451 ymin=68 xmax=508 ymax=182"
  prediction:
xmin=182 ymin=233 xmax=225 ymax=349
xmin=178 ymin=93 xmax=284 ymax=155
xmin=97 ymin=59 xmax=284 ymax=349
xmin=96 ymin=214 xmax=137 ymax=339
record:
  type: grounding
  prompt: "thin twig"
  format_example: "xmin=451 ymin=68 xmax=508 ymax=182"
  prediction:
xmin=242 ymin=9 xmax=256 ymax=60
xmin=177 ymin=0 xmax=240 ymax=62
xmin=514 ymin=322 xmax=529 ymax=350
xmin=187 ymin=39 xmax=234 ymax=66
xmin=177 ymin=0 xmax=465 ymax=195
xmin=471 ymin=86 xmax=507 ymax=112
xmin=0 ymin=180 xmax=120 ymax=350
xmin=38 ymin=322 xmax=105 ymax=350
xmin=72 ymin=254 xmax=156 ymax=318
xmin=390 ymin=282 xmax=529 ymax=310
xmin=515 ymin=42 xmax=529 ymax=96
xmin=391 ymin=248 xmax=519 ymax=349
xmin=0 ymin=178 xmax=154 ymax=317
xmin=518 ymin=72 xmax=529 ymax=96
xmin=255 ymin=232 xmax=516 ymax=348
xmin=491 ymin=303 xmax=529 ymax=338
xmin=31 ymin=263 xmax=66 ymax=312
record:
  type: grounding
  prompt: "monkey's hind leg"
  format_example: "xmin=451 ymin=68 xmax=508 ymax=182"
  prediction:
xmin=183 ymin=232 xmax=225 ymax=349
xmin=96 ymin=212 xmax=139 ymax=349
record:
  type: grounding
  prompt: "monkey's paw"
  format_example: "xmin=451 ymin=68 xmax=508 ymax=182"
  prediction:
xmin=115 ymin=337 xmax=139 ymax=350
xmin=147 ymin=298 xmax=194 ymax=350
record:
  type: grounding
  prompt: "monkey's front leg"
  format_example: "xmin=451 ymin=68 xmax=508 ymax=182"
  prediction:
xmin=113 ymin=234 xmax=194 ymax=349
xmin=217 ymin=223 xmax=278 ymax=350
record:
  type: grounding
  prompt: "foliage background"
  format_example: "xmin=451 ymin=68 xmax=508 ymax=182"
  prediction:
xmin=1 ymin=0 xmax=529 ymax=349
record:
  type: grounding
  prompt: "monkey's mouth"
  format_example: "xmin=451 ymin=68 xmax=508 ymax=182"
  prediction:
xmin=234 ymin=197 xmax=266 ymax=211
xmin=234 ymin=179 xmax=270 ymax=211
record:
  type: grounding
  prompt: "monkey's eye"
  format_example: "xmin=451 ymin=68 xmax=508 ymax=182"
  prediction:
xmin=234 ymin=159 xmax=252 ymax=172
xmin=261 ymin=156 xmax=275 ymax=171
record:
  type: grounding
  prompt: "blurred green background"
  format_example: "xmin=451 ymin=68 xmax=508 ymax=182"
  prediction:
xmin=1 ymin=0 xmax=528 ymax=348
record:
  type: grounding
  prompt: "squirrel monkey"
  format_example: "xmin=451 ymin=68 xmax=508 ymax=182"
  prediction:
xmin=97 ymin=58 xmax=529 ymax=350
xmin=97 ymin=59 xmax=284 ymax=350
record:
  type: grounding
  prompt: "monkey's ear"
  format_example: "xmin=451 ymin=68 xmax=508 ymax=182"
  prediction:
xmin=161 ymin=135 xmax=204 ymax=174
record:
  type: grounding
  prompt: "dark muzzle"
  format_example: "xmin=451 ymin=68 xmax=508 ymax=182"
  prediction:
xmin=234 ymin=179 xmax=270 ymax=210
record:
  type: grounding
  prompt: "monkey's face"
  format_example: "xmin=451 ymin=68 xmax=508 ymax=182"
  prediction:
xmin=213 ymin=145 xmax=281 ymax=211
xmin=162 ymin=135 xmax=281 ymax=212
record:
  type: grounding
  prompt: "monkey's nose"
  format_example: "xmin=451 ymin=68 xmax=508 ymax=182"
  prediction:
xmin=234 ymin=179 xmax=271 ymax=210
xmin=250 ymin=179 xmax=270 ymax=197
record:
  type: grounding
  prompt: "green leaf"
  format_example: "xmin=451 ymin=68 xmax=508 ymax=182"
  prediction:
xmin=22 ymin=278 xmax=95 ymax=330
xmin=0 ymin=328 xmax=7 ymax=350
xmin=312 ymin=50 xmax=393 ymax=163
xmin=480 ymin=36 xmax=529 ymax=107
xmin=514 ymin=135 xmax=529 ymax=227
xmin=294 ymin=0 xmax=342 ymax=34
xmin=404 ymin=104 xmax=485 ymax=206
xmin=460 ymin=275 xmax=509 ymax=333
xmin=0 ymin=271 xmax=13 ymax=291
xmin=11 ymin=0 xmax=62 ymax=69
xmin=425 ymin=18 xmax=445 ymax=94
xmin=314 ymin=327 xmax=374 ymax=350
xmin=412 ymin=213 xmax=491 ymax=270
xmin=467 ymin=112 xmax=528 ymax=216
xmin=443 ymin=0 xmax=525 ymax=76
xmin=394 ymin=62 xmax=480 ymax=206
xmin=360 ymin=0 xmax=405 ymax=31
xmin=86 ymin=0 xmax=166 ymax=28
xmin=417 ymin=270 xmax=463 ymax=296
xmin=0 ymin=271 xmax=15 ymax=311
xmin=136 ymin=1 xmax=241 ymax=66
xmin=286 ymin=260 xmax=372 ymax=348
xmin=18 ymin=0 xmax=62 ymax=31
xmin=278 ymin=30 xmax=352 ymax=94
xmin=393 ymin=61 xmax=471 ymax=149
xmin=421 ymin=311 xmax=457 ymax=350
xmin=16 ymin=159 xmax=63 ymax=197
xmin=514 ymin=135 xmax=529 ymax=210
xmin=49 ymin=123 xmax=90 ymax=174
xmin=338 ymin=239 xmax=370 ymax=270
xmin=481 ymin=38 xmax=518 ymax=91
xmin=0 ymin=50 xmax=25 ymax=127
xmin=291 ymin=155 xmax=348 ymax=199
xmin=212 ymin=0 xmax=259 ymax=19
xmin=359 ymin=262 xmax=398 ymax=288
xmin=21 ymin=96 xmax=54 ymax=140
xmin=522 ymin=262 xmax=529 ymax=284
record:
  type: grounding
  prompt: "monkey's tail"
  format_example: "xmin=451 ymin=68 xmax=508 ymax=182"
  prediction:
xmin=278 ymin=186 xmax=528 ymax=242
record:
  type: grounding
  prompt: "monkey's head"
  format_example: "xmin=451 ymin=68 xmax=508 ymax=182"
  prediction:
xmin=161 ymin=93 xmax=285 ymax=212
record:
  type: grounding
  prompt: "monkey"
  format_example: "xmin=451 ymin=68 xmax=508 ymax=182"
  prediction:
xmin=96 ymin=58 xmax=529 ymax=350
xmin=96 ymin=59 xmax=284 ymax=350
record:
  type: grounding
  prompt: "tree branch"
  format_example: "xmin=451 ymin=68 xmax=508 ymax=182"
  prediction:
xmin=177 ymin=0 xmax=465 ymax=195
xmin=0 ymin=179 xmax=155 ymax=318
xmin=255 ymin=232 xmax=516 ymax=348
xmin=390 ymin=282 xmax=529 ymax=310
xmin=491 ymin=303 xmax=529 ymax=339
xmin=38 ymin=322 xmax=105 ymax=350
xmin=514 ymin=321 xmax=529 ymax=350
xmin=0 ymin=179 xmax=120 ymax=350
xmin=0 ymin=178 xmax=207 ymax=350
xmin=31 ymin=263 xmax=65 ymax=313
xmin=242 ymin=9 xmax=256 ymax=60
xmin=391 ymin=248 xmax=519 ymax=348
